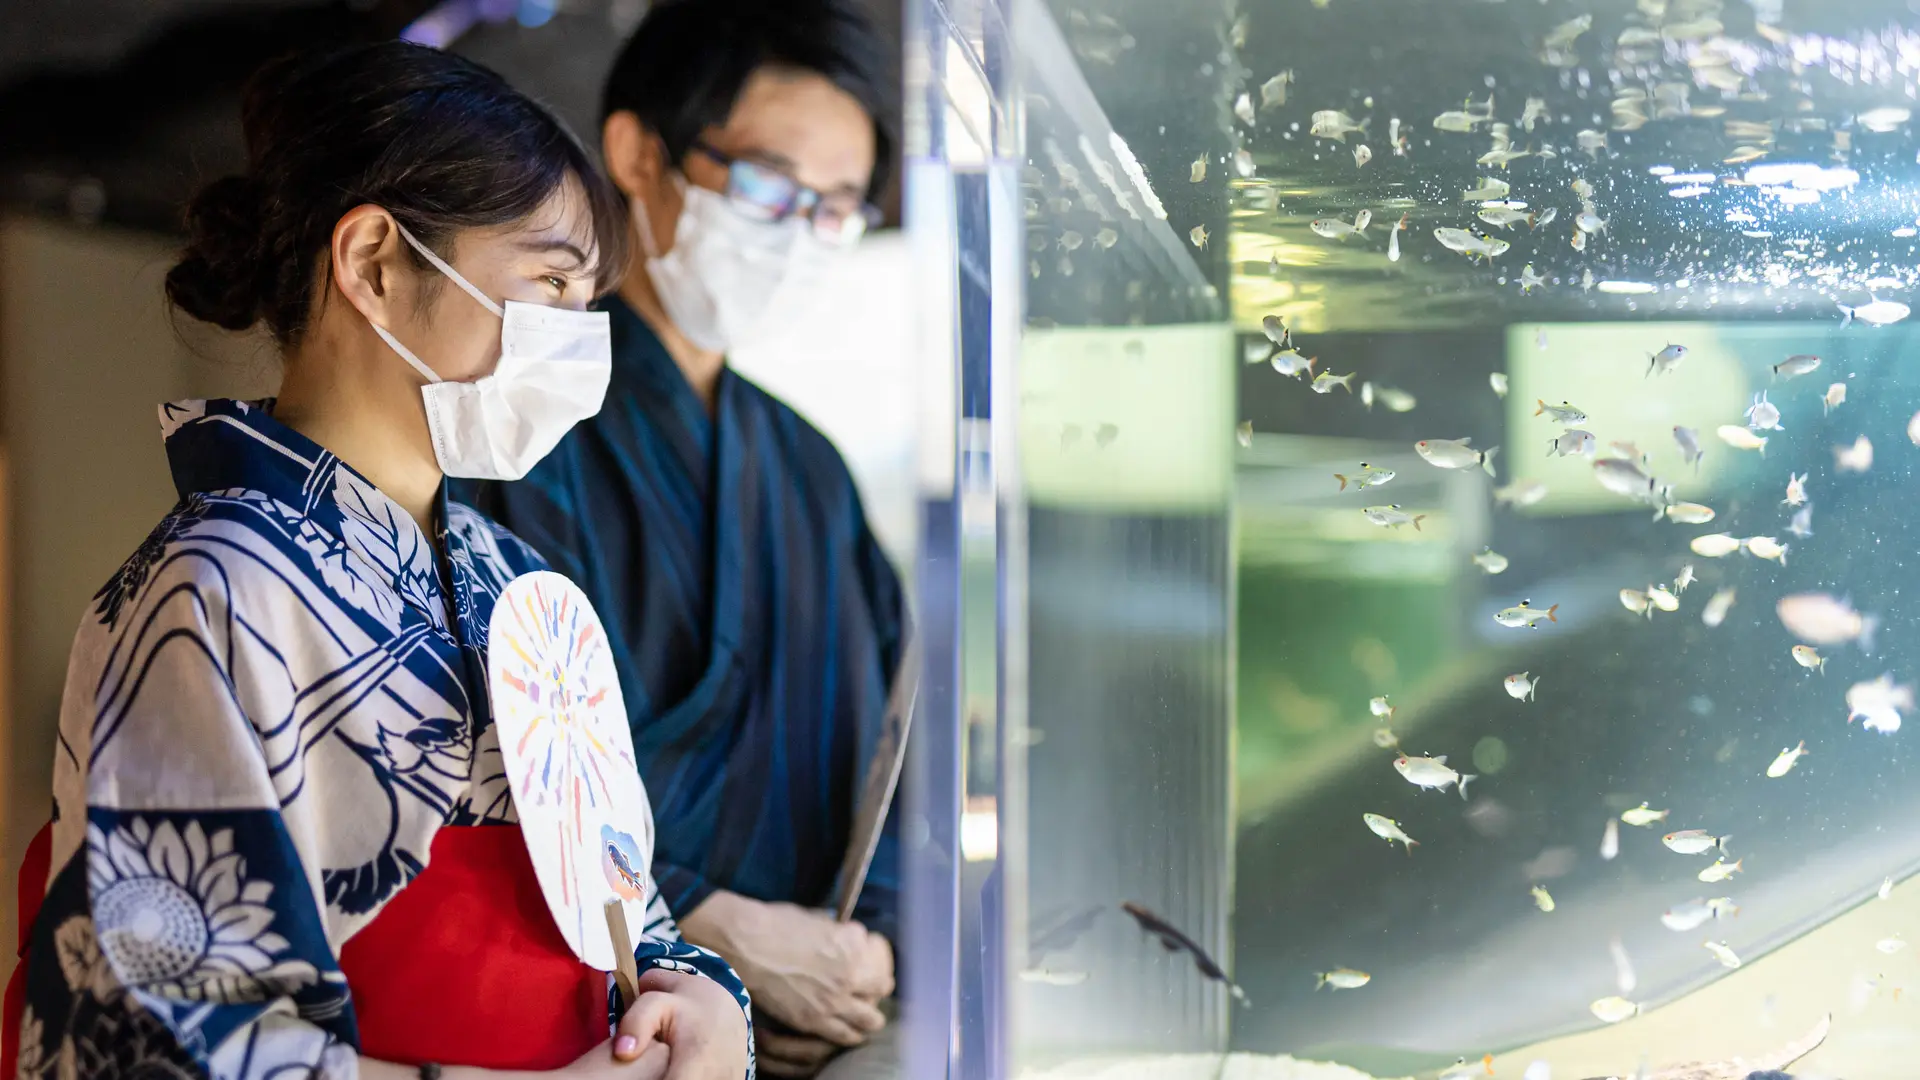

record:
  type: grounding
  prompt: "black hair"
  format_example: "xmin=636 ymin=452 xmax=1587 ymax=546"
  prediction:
xmin=166 ymin=41 xmax=629 ymax=345
xmin=601 ymin=0 xmax=896 ymax=198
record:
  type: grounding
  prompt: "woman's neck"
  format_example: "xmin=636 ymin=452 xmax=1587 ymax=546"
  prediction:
xmin=275 ymin=322 xmax=444 ymax=538
xmin=617 ymin=268 xmax=725 ymax=413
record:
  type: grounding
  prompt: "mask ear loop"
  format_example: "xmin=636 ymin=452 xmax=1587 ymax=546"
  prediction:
xmin=370 ymin=217 xmax=507 ymax=386
xmin=391 ymin=220 xmax=505 ymax=318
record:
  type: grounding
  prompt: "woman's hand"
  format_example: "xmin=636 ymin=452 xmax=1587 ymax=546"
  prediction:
xmin=610 ymin=967 xmax=752 ymax=1080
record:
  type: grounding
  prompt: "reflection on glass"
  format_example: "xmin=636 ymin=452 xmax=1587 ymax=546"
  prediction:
xmin=990 ymin=0 xmax=1920 ymax=1077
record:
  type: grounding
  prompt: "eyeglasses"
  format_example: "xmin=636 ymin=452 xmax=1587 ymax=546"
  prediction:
xmin=690 ymin=140 xmax=881 ymax=246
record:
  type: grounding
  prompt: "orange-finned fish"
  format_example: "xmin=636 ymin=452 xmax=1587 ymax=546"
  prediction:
xmin=1121 ymin=901 xmax=1251 ymax=1006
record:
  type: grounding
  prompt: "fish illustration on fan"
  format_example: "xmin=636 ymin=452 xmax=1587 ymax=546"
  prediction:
xmin=488 ymin=571 xmax=656 ymax=970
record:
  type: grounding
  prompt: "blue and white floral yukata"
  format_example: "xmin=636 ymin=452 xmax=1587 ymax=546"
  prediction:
xmin=7 ymin=399 xmax=754 ymax=1080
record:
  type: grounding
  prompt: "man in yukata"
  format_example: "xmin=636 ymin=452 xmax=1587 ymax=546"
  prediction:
xmin=463 ymin=1 xmax=905 ymax=1076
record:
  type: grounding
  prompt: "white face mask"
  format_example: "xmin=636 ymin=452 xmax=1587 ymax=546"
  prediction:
xmin=635 ymin=179 xmax=837 ymax=354
xmin=369 ymin=221 xmax=612 ymax=481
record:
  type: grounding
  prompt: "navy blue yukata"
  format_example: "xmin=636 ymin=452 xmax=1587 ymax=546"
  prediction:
xmin=461 ymin=295 xmax=906 ymax=951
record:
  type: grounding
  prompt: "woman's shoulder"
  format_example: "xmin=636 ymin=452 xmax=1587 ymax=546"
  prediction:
xmin=86 ymin=487 xmax=321 ymax=633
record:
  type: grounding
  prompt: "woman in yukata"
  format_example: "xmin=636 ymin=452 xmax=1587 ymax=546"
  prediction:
xmin=1 ymin=42 xmax=753 ymax=1080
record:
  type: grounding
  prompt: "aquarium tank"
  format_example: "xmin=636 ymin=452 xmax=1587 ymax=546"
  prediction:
xmin=901 ymin=0 xmax=1920 ymax=1078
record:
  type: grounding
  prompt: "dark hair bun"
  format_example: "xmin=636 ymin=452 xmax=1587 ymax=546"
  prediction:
xmin=165 ymin=175 xmax=269 ymax=331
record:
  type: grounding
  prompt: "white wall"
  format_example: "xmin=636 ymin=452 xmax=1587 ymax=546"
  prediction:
xmin=0 ymin=214 xmax=276 ymax=986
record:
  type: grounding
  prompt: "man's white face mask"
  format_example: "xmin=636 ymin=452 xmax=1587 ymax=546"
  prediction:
xmin=367 ymin=220 xmax=612 ymax=481
xmin=633 ymin=175 xmax=838 ymax=354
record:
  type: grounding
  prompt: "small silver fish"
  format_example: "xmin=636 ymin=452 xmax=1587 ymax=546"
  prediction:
xmin=1703 ymin=941 xmax=1742 ymax=969
xmin=1783 ymin=472 xmax=1808 ymax=506
xmin=1674 ymin=564 xmax=1696 ymax=592
xmin=1767 ymin=740 xmax=1809 ymax=777
xmin=1664 ymin=502 xmax=1715 ymax=524
xmin=1236 ymin=421 xmax=1253 ymax=448
xmin=1478 ymin=147 xmax=1531 ymax=169
xmin=1494 ymin=599 xmax=1559 ymax=628
xmin=1494 ymin=478 xmax=1547 ymax=507
xmin=1673 ymin=425 xmax=1704 ymax=471
xmin=1094 ymin=227 xmax=1118 ymax=249
xmin=1310 ymin=216 xmax=1364 ymax=241
xmin=1823 ymin=382 xmax=1847 ymax=414
xmin=1521 ymin=97 xmax=1549 ymax=132
xmin=1698 ymin=857 xmax=1744 ymax=882
xmin=1716 ymin=425 xmax=1768 ymax=455
xmin=1433 ymin=110 xmax=1484 ymax=133
xmin=1773 ymin=354 xmax=1822 ymax=380
xmin=1518 ymin=264 xmax=1546 ymax=293
xmin=1489 ymin=372 xmax=1510 ymax=398
xmin=1363 ymin=812 xmax=1419 ymax=853
xmin=1233 ymin=149 xmax=1255 ymax=178
xmin=1461 ymin=177 xmax=1512 ymax=201
xmin=1190 ymin=155 xmax=1207 ymax=183
xmin=1334 ymin=462 xmax=1394 ymax=491
xmin=1621 ymin=803 xmax=1669 ymax=827
xmin=1370 ymin=695 xmax=1395 ymax=719
xmin=1535 ymin=399 xmax=1589 ymax=425
xmin=1392 ymin=753 xmax=1477 ymax=799
xmin=1312 ymin=371 xmax=1357 ymax=395
xmin=1543 ymin=13 xmax=1592 ymax=49
xmin=1310 ymin=109 xmax=1367 ymax=142
xmin=1363 ymin=504 xmax=1424 ymax=530
xmin=1776 ymin=593 xmax=1877 ymax=648
xmin=1838 ymin=296 xmax=1911 ymax=327
xmin=1373 ymin=385 xmax=1416 ymax=412
xmin=1531 ymin=206 xmax=1558 ymax=230
xmin=1353 ymin=144 xmax=1373 ymax=168
xmin=1259 ymin=71 xmax=1294 ymax=108
xmin=1549 ymin=429 xmax=1596 ymax=457
xmin=1702 ymin=587 xmax=1737 ymax=628
xmin=1387 ymin=212 xmax=1408 ymax=262
xmin=1270 ymin=350 xmax=1318 ymax=378
xmin=1662 ymin=828 xmax=1732 ymax=855
xmin=1190 ymin=224 xmax=1208 ymax=248
xmin=1647 ymin=343 xmax=1688 ymax=377
xmin=1835 ymin=435 xmax=1873 ymax=473
xmin=1478 ymin=206 xmax=1532 ymax=229
xmin=1576 ymin=129 xmax=1609 ymax=156
xmin=1575 ymin=209 xmax=1608 ymax=234
xmin=1601 ymin=817 xmax=1620 ymax=861
xmin=1690 ymin=533 xmax=1743 ymax=558
xmin=1746 ymin=390 xmax=1784 ymax=431
xmin=1504 ymin=671 xmax=1538 ymax=700
xmin=1415 ymin=437 xmax=1500 ymax=475
xmin=1475 ymin=548 xmax=1510 ymax=575
xmin=1786 ymin=504 xmax=1813 ymax=538
xmin=1432 ymin=228 xmax=1510 ymax=261
xmin=1234 ymin=92 xmax=1256 ymax=127
xmin=1315 ymin=967 xmax=1371 ymax=990
xmin=1531 ymin=885 xmax=1556 ymax=912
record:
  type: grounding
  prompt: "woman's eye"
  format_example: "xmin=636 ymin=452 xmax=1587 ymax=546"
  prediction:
xmin=540 ymin=274 xmax=567 ymax=292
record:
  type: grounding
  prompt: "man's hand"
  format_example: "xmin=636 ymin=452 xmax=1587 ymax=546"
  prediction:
xmin=610 ymin=968 xmax=752 ymax=1080
xmin=756 ymin=1028 xmax=839 ymax=1079
xmin=680 ymin=892 xmax=893 ymax=1047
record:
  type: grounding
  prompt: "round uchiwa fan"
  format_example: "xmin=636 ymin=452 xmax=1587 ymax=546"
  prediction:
xmin=487 ymin=570 xmax=655 ymax=970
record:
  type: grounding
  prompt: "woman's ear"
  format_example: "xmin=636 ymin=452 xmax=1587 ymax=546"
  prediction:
xmin=330 ymin=205 xmax=414 ymax=328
